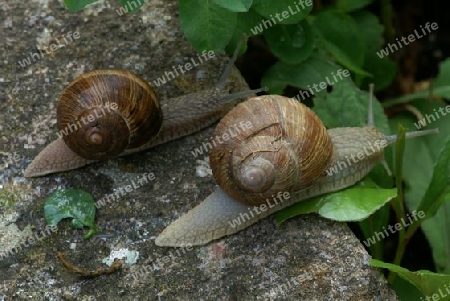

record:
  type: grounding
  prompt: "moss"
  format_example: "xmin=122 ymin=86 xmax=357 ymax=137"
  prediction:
xmin=0 ymin=187 xmax=20 ymax=208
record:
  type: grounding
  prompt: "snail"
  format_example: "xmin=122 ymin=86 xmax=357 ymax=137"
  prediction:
xmin=24 ymin=37 xmax=265 ymax=177
xmin=154 ymin=89 xmax=439 ymax=247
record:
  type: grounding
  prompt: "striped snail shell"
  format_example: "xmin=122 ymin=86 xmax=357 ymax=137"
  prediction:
xmin=56 ymin=70 xmax=162 ymax=160
xmin=209 ymin=95 xmax=334 ymax=206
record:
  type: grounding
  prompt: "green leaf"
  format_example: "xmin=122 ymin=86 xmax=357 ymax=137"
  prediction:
xmin=213 ymin=0 xmax=252 ymax=12
xmin=120 ymin=0 xmax=145 ymax=13
xmin=263 ymin=19 xmax=314 ymax=64
xmin=359 ymin=52 xmax=396 ymax=91
xmin=261 ymin=55 xmax=351 ymax=95
xmin=384 ymin=58 xmax=450 ymax=107
xmin=313 ymin=9 xmax=370 ymax=76
xmin=336 ymin=0 xmax=374 ymax=12
xmin=276 ymin=184 xmax=396 ymax=224
xmin=417 ymin=136 xmax=450 ymax=223
xmin=351 ymin=11 xmax=383 ymax=53
xmin=391 ymin=277 xmax=425 ymax=301
xmin=351 ymin=11 xmax=397 ymax=90
xmin=371 ymin=259 xmax=450 ymax=299
xmin=252 ymin=0 xmax=312 ymax=25
xmin=179 ymin=0 xmax=237 ymax=51
xmin=313 ymin=79 xmax=390 ymax=134
xmin=63 ymin=0 xmax=98 ymax=12
xmin=44 ymin=189 xmax=97 ymax=239
xmin=388 ymin=101 xmax=450 ymax=272
xmin=225 ymin=10 xmax=262 ymax=54
xmin=317 ymin=187 xmax=396 ymax=221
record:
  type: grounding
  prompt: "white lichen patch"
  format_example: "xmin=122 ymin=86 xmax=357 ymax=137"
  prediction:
xmin=102 ymin=248 xmax=139 ymax=266
xmin=0 ymin=211 xmax=33 ymax=258
xmin=195 ymin=157 xmax=212 ymax=178
xmin=36 ymin=28 xmax=53 ymax=50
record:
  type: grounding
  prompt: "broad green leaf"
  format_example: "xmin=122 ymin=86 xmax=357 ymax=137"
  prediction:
xmin=392 ymin=277 xmax=425 ymax=301
xmin=261 ymin=55 xmax=351 ymax=95
xmin=312 ymin=79 xmax=390 ymax=134
xmin=252 ymin=0 xmax=312 ymax=25
xmin=351 ymin=11 xmax=383 ymax=53
xmin=44 ymin=189 xmax=97 ymax=239
xmin=317 ymin=187 xmax=396 ymax=221
xmin=388 ymin=101 xmax=450 ymax=272
xmin=351 ymin=11 xmax=397 ymax=90
xmin=313 ymin=9 xmax=370 ymax=76
xmin=359 ymin=52 xmax=396 ymax=91
xmin=276 ymin=185 xmax=396 ymax=224
xmin=417 ymin=136 xmax=450 ymax=218
xmin=179 ymin=0 xmax=237 ymax=51
xmin=264 ymin=20 xmax=314 ymax=64
xmin=63 ymin=0 xmax=98 ymax=12
xmin=371 ymin=259 xmax=450 ymax=299
xmin=225 ymin=10 xmax=262 ymax=55
xmin=336 ymin=0 xmax=373 ymax=12
xmin=384 ymin=58 xmax=450 ymax=107
xmin=213 ymin=0 xmax=252 ymax=12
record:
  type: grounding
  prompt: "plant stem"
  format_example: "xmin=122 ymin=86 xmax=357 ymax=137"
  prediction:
xmin=387 ymin=124 xmax=406 ymax=284
xmin=380 ymin=0 xmax=395 ymax=46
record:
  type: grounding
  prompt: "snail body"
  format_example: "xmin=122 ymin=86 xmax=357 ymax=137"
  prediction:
xmin=155 ymin=94 xmax=438 ymax=247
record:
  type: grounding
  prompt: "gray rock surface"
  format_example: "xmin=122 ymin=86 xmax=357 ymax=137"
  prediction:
xmin=0 ymin=0 xmax=398 ymax=300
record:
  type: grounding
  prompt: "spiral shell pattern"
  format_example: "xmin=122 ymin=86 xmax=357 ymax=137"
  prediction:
xmin=209 ymin=95 xmax=334 ymax=206
xmin=57 ymin=70 xmax=162 ymax=160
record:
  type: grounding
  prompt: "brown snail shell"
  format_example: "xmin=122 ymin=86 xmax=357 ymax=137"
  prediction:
xmin=209 ymin=95 xmax=334 ymax=206
xmin=56 ymin=70 xmax=162 ymax=160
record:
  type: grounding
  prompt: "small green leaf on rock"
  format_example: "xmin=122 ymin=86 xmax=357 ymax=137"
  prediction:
xmin=63 ymin=0 xmax=98 ymax=12
xmin=44 ymin=189 xmax=97 ymax=239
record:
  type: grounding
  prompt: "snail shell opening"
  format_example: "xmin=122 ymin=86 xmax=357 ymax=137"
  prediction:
xmin=57 ymin=70 xmax=163 ymax=160
xmin=209 ymin=95 xmax=334 ymax=206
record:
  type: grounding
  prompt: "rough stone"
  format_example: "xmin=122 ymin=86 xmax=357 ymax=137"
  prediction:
xmin=0 ymin=0 xmax=398 ymax=300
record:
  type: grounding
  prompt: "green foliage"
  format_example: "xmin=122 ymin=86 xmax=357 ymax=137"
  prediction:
xmin=264 ymin=20 xmax=314 ymax=64
xmin=62 ymin=0 xmax=450 ymax=297
xmin=44 ymin=189 xmax=97 ymax=239
xmin=384 ymin=58 xmax=450 ymax=106
xmin=371 ymin=259 xmax=450 ymax=300
xmin=276 ymin=182 xmax=396 ymax=223
xmin=313 ymin=10 xmax=368 ymax=76
xmin=179 ymin=0 xmax=237 ymax=51
xmin=214 ymin=0 xmax=252 ymax=12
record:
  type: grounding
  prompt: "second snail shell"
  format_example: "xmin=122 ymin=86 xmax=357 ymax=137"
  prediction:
xmin=57 ymin=70 xmax=162 ymax=160
xmin=209 ymin=95 xmax=335 ymax=206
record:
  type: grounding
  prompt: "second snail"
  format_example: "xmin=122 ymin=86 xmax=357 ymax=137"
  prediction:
xmin=24 ymin=38 xmax=438 ymax=247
